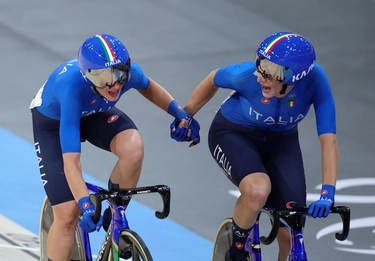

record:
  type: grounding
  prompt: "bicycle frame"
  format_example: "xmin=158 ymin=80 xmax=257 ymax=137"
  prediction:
xmin=77 ymin=182 xmax=171 ymax=261
xmin=245 ymin=205 xmax=350 ymax=261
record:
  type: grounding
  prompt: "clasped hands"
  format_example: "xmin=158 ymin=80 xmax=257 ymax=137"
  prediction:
xmin=170 ymin=115 xmax=200 ymax=147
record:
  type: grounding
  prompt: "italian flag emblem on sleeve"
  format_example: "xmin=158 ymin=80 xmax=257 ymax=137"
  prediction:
xmin=287 ymin=99 xmax=296 ymax=107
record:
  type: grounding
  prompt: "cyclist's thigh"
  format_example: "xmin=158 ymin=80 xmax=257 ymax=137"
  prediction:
xmin=265 ymin=130 xmax=306 ymax=210
xmin=80 ymin=107 xmax=137 ymax=151
xmin=32 ymin=109 xmax=74 ymax=206
xmin=208 ymin=111 xmax=267 ymax=187
xmin=52 ymin=201 xmax=80 ymax=221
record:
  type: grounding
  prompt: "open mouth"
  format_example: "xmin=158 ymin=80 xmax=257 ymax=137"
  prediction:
xmin=108 ymin=89 xmax=120 ymax=98
xmin=262 ymin=85 xmax=272 ymax=92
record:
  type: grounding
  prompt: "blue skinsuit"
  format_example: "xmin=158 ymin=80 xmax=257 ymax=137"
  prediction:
xmin=33 ymin=59 xmax=149 ymax=153
xmin=31 ymin=59 xmax=150 ymax=205
xmin=215 ymin=62 xmax=336 ymax=135
xmin=207 ymin=61 xmax=336 ymax=214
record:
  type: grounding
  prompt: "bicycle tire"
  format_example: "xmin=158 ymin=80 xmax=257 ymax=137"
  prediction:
xmin=212 ymin=218 xmax=252 ymax=261
xmin=39 ymin=196 xmax=87 ymax=261
xmin=212 ymin=218 xmax=232 ymax=261
xmin=111 ymin=229 xmax=153 ymax=261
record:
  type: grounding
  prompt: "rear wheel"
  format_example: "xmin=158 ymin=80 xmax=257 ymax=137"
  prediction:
xmin=112 ymin=229 xmax=153 ymax=261
xmin=39 ymin=197 xmax=86 ymax=261
xmin=212 ymin=218 xmax=251 ymax=261
xmin=212 ymin=218 xmax=233 ymax=261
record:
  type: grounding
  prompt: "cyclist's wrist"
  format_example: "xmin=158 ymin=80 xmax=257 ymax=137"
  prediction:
xmin=78 ymin=196 xmax=94 ymax=214
xmin=320 ymin=184 xmax=335 ymax=201
xmin=167 ymin=100 xmax=190 ymax=121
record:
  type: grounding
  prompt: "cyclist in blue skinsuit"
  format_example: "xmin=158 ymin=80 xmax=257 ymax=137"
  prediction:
xmin=31 ymin=34 xmax=195 ymax=261
xmin=171 ymin=32 xmax=338 ymax=261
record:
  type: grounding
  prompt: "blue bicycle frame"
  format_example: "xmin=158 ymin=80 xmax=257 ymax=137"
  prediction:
xmin=245 ymin=205 xmax=350 ymax=261
xmin=77 ymin=182 xmax=171 ymax=261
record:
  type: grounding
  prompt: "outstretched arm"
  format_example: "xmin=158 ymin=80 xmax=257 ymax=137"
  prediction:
xmin=138 ymin=78 xmax=196 ymax=143
xmin=137 ymin=78 xmax=174 ymax=111
xmin=169 ymin=69 xmax=219 ymax=146
xmin=138 ymin=77 xmax=190 ymax=123
xmin=184 ymin=69 xmax=220 ymax=116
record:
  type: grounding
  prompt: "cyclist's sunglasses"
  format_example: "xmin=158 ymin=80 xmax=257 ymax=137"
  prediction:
xmin=88 ymin=59 xmax=131 ymax=89
xmin=255 ymin=56 xmax=274 ymax=81
xmin=255 ymin=56 xmax=283 ymax=83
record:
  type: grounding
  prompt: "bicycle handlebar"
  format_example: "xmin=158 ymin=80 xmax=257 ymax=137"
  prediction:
xmin=259 ymin=205 xmax=350 ymax=245
xmin=86 ymin=183 xmax=171 ymax=223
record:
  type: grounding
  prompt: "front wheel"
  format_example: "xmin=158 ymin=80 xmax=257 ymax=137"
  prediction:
xmin=109 ymin=229 xmax=153 ymax=261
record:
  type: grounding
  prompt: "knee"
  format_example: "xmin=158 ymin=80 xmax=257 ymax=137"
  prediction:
xmin=239 ymin=174 xmax=271 ymax=209
xmin=246 ymin=187 xmax=269 ymax=208
xmin=112 ymin=130 xmax=144 ymax=165
xmin=52 ymin=204 xmax=79 ymax=233
xmin=121 ymin=138 xmax=144 ymax=165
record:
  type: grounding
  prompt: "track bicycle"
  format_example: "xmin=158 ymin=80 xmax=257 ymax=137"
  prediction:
xmin=212 ymin=204 xmax=350 ymax=261
xmin=39 ymin=182 xmax=171 ymax=261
